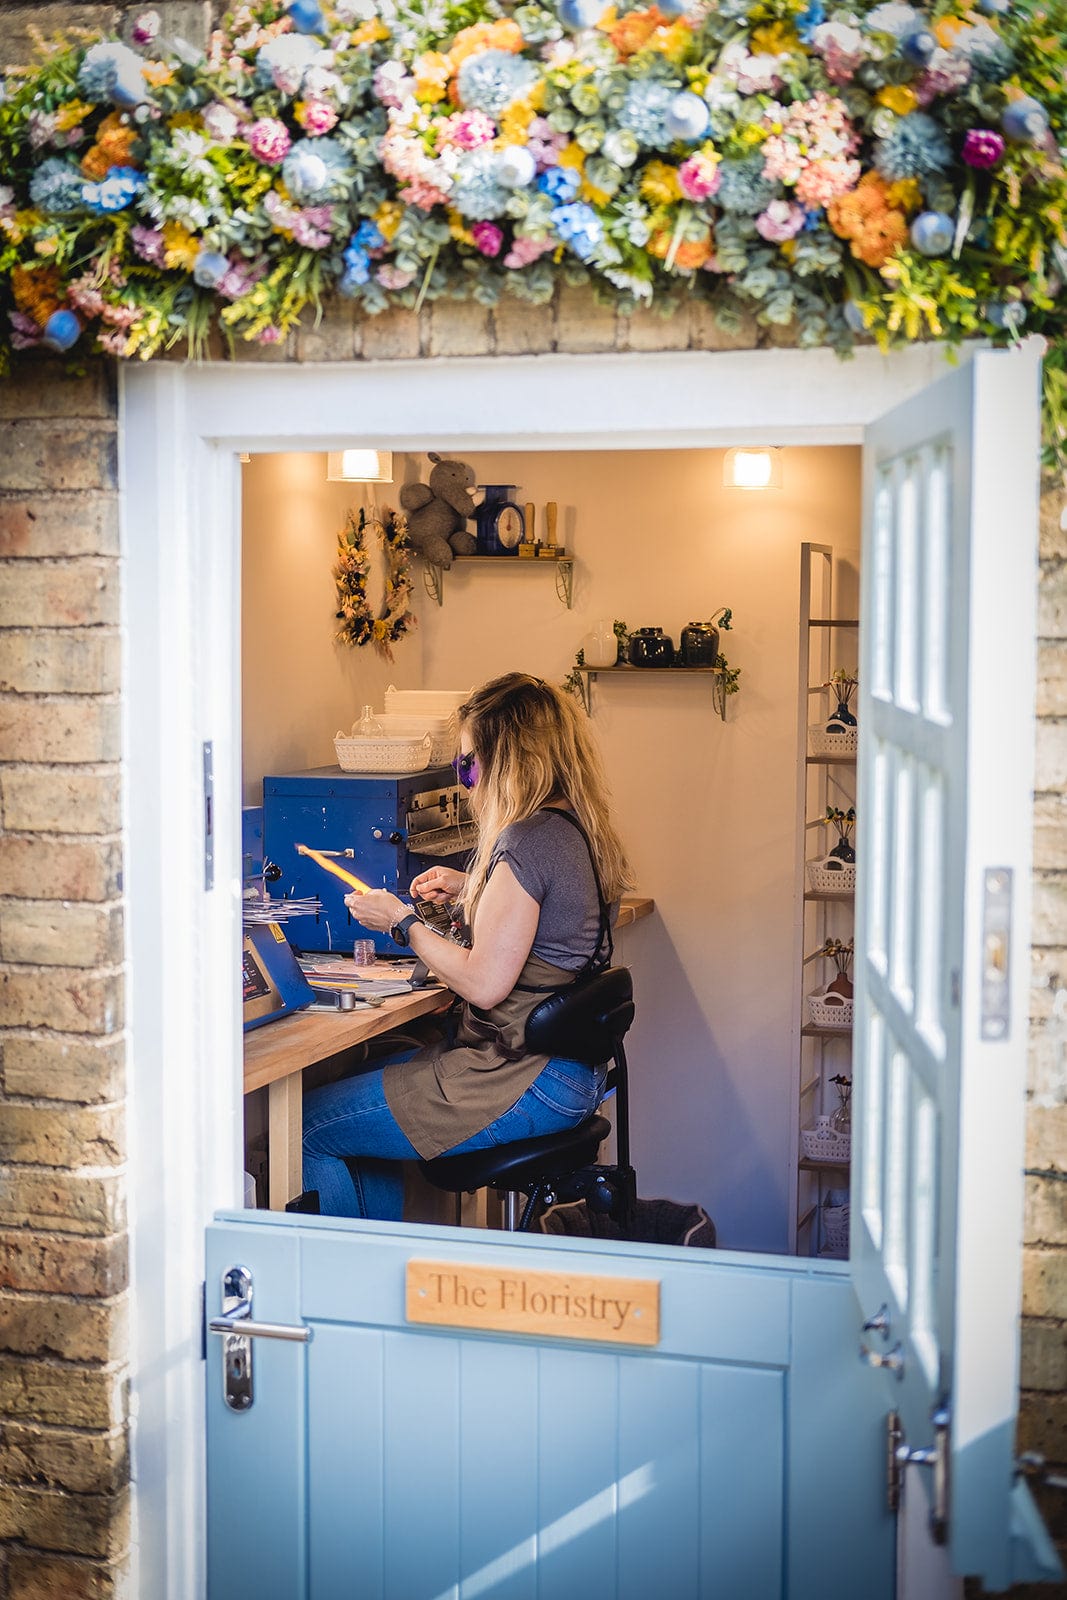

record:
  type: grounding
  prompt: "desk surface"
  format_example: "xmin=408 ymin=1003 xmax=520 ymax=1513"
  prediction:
xmin=243 ymin=894 xmax=654 ymax=1095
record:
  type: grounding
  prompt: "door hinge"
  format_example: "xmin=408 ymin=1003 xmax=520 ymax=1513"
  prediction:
xmin=887 ymin=1404 xmax=951 ymax=1544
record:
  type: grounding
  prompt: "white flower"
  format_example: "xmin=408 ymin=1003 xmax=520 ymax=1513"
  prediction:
xmin=202 ymin=102 xmax=240 ymax=142
xmin=812 ymin=21 xmax=865 ymax=54
xmin=864 ymin=4 xmax=920 ymax=36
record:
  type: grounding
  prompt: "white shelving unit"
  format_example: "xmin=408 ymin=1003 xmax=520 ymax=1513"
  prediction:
xmin=789 ymin=543 xmax=859 ymax=1259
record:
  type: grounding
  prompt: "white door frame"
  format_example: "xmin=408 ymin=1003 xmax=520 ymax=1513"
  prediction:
xmin=120 ymin=341 xmax=993 ymax=1599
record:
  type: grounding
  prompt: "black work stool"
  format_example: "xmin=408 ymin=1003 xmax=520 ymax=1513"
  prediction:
xmin=420 ymin=966 xmax=636 ymax=1233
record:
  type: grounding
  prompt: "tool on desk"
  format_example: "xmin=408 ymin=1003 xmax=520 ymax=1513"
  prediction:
xmin=242 ymin=922 xmax=316 ymax=1032
xmin=295 ymin=843 xmax=373 ymax=894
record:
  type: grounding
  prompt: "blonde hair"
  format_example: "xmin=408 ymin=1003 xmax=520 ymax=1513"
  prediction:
xmin=457 ymin=673 xmax=632 ymax=921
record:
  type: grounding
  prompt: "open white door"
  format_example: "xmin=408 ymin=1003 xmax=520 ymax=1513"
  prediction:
xmin=852 ymin=341 xmax=1062 ymax=1591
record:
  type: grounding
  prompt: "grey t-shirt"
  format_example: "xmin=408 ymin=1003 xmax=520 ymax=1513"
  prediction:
xmin=489 ymin=809 xmax=612 ymax=970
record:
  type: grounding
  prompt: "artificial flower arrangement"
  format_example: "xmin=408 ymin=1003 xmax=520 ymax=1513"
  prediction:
xmin=0 ymin=0 xmax=1064 ymax=449
xmin=334 ymin=503 xmax=416 ymax=656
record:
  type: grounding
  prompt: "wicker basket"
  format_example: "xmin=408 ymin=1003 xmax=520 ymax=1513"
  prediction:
xmin=807 ymin=991 xmax=853 ymax=1030
xmin=334 ymin=732 xmax=432 ymax=773
xmin=821 ymin=1202 xmax=850 ymax=1254
xmin=809 ymin=723 xmax=858 ymax=759
xmin=806 ymin=858 xmax=856 ymax=895
xmin=801 ymin=1124 xmax=851 ymax=1163
xmin=372 ymin=713 xmax=456 ymax=766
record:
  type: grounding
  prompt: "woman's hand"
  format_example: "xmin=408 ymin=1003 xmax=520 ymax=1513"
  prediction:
xmin=409 ymin=865 xmax=466 ymax=904
xmin=344 ymin=889 xmax=408 ymax=934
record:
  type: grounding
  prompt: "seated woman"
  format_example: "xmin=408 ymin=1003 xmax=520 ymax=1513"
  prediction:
xmin=302 ymin=671 xmax=632 ymax=1219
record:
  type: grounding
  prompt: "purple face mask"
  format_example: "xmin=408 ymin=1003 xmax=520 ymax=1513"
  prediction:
xmin=453 ymin=751 xmax=479 ymax=790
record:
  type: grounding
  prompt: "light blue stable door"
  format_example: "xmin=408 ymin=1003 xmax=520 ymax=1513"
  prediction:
xmin=206 ymin=345 xmax=1061 ymax=1599
xmin=206 ymin=1214 xmax=893 ymax=1600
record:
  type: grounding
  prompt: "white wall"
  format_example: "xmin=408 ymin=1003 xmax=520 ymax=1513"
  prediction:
xmin=242 ymin=445 xmax=861 ymax=1252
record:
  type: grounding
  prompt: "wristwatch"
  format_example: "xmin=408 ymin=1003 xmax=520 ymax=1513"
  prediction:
xmin=390 ymin=912 xmax=421 ymax=948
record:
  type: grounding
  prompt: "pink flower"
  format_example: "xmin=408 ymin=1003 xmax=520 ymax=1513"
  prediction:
xmin=376 ymin=264 xmax=416 ymax=290
xmin=962 ymin=128 xmax=1004 ymax=169
xmin=678 ymin=154 xmax=720 ymax=202
xmin=101 ymin=302 xmax=139 ymax=329
xmin=398 ymin=179 xmax=450 ymax=211
xmin=217 ymin=259 xmax=265 ymax=300
xmin=131 ymin=225 xmax=167 ymax=266
xmin=441 ymin=110 xmax=496 ymax=151
xmin=296 ymin=100 xmax=339 ymax=136
xmin=755 ymin=200 xmax=806 ymax=243
xmin=795 ymin=156 xmax=860 ymax=208
xmin=471 ymin=221 xmax=504 ymax=257
xmin=68 ymin=276 xmax=106 ymax=318
xmin=9 ymin=311 xmax=43 ymax=350
xmin=527 ymin=116 xmax=567 ymax=171
xmin=257 ymin=326 xmax=282 ymax=344
xmin=97 ymin=328 xmax=132 ymax=356
xmin=503 ymin=234 xmax=554 ymax=269
xmin=131 ymin=10 xmax=160 ymax=45
xmin=248 ymin=117 xmax=292 ymax=165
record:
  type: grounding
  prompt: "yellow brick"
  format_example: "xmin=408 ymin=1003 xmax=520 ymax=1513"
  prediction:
xmin=295 ymin=301 xmax=361 ymax=362
xmin=0 ymin=1356 xmax=125 ymax=1430
xmin=8 ymin=1550 xmax=129 ymax=1600
xmin=0 ymin=561 xmax=118 ymax=630
xmin=0 ymin=629 xmax=121 ymax=695
xmin=1041 ymin=487 xmax=1067 ymax=563
xmin=0 ymin=365 xmax=114 ymax=423
xmin=0 ymin=966 xmax=124 ymax=1033
xmin=0 ymin=1102 xmax=124 ymax=1169
xmin=0 ymin=6 xmax=119 ymax=69
xmin=1020 ymin=1318 xmax=1067 ymax=1392
xmin=0 ymin=836 xmax=122 ymax=901
xmin=0 ymin=1483 xmax=129 ymax=1561
xmin=0 ymin=767 xmax=122 ymax=835
xmin=1032 ymin=875 xmax=1067 ymax=948
xmin=1040 ymin=560 xmax=1067 ymax=641
xmin=0 ymin=899 xmax=124 ymax=968
xmin=426 ymin=300 xmax=493 ymax=358
xmin=1022 ymin=1245 xmax=1067 ymax=1319
xmin=619 ymin=302 xmax=692 ymax=353
xmin=1027 ymin=1106 xmax=1067 ymax=1175
xmin=0 ymin=1167 xmax=125 ymax=1238
xmin=1 ymin=422 xmax=117 ymax=495
xmin=1025 ymin=1173 xmax=1067 ymax=1246
xmin=0 ymin=1229 xmax=127 ymax=1298
xmin=0 ymin=695 xmax=121 ymax=764
xmin=358 ymin=306 xmax=423 ymax=361
xmin=688 ymin=298 xmax=760 ymax=352
xmin=0 ymin=1420 xmax=127 ymax=1496
xmin=492 ymin=298 xmax=555 ymax=356
xmin=1033 ymin=794 xmax=1067 ymax=873
xmin=3 ymin=1033 xmax=125 ymax=1104
xmin=0 ymin=492 xmax=119 ymax=559
xmin=0 ymin=1291 xmax=127 ymax=1364
xmin=554 ymin=282 xmax=618 ymax=353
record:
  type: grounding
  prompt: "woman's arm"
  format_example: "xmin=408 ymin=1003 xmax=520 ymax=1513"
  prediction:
xmin=346 ymin=862 xmax=538 ymax=1008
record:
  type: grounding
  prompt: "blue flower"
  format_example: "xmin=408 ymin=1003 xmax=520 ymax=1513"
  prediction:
xmin=29 ymin=157 xmax=87 ymax=214
xmin=873 ymin=114 xmax=952 ymax=182
xmin=715 ymin=157 xmax=777 ymax=216
xmin=352 ymin=220 xmax=385 ymax=253
xmin=618 ymin=80 xmax=675 ymax=149
xmin=457 ymin=50 xmax=539 ymax=116
xmin=452 ymin=148 xmax=510 ymax=220
xmin=282 ymin=137 xmax=353 ymax=202
xmin=537 ymin=166 xmax=581 ymax=203
xmin=796 ymin=0 xmax=825 ymax=42
xmin=77 ymin=40 xmax=148 ymax=106
xmin=342 ymin=241 xmax=372 ymax=281
xmin=82 ymin=165 xmax=146 ymax=213
xmin=551 ymin=201 xmax=603 ymax=261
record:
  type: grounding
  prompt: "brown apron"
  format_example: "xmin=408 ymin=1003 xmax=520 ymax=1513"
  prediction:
xmin=382 ymin=949 xmax=578 ymax=1160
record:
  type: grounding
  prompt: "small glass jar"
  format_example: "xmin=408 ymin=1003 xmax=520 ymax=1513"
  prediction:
xmin=357 ymin=704 xmax=383 ymax=737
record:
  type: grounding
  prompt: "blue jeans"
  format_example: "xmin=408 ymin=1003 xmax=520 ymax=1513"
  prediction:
xmin=302 ymin=1052 xmax=606 ymax=1220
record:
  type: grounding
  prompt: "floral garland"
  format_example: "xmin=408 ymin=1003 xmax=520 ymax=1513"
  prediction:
xmin=334 ymin=504 xmax=416 ymax=658
xmin=0 ymin=0 xmax=1064 ymax=463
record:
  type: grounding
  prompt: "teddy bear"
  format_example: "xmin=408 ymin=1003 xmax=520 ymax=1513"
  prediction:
xmin=399 ymin=453 xmax=479 ymax=568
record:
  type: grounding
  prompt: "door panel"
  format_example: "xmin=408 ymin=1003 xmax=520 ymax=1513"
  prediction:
xmin=207 ymin=1213 xmax=893 ymax=1600
xmin=855 ymin=343 xmax=1060 ymax=1588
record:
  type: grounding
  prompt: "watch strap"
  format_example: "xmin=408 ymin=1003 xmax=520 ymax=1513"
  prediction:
xmin=391 ymin=912 xmax=420 ymax=947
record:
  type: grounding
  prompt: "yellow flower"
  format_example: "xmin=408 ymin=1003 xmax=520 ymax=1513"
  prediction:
xmin=34 ymin=234 xmax=60 ymax=257
xmin=374 ymin=201 xmax=404 ymax=241
xmin=54 ymin=99 xmax=93 ymax=131
xmin=351 ymin=18 xmax=390 ymax=45
xmin=580 ymin=178 xmax=613 ymax=207
xmin=645 ymin=20 xmax=693 ymax=62
xmin=737 ymin=122 xmax=768 ymax=147
xmin=877 ymin=84 xmax=918 ymax=115
xmin=448 ymin=209 xmax=475 ymax=245
xmin=885 ymin=177 xmax=921 ymax=213
xmin=557 ymin=142 xmax=586 ymax=173
xmin=414 ymin=50 xmax=451 ymax=102
xmin=640 ymin=160 xmax=681 ymax=204
xmin=168 ymin=111 xmax=202 ymax=132
xmin=162 ymin=222 xmax=199 ymax=271
xmin=142 ymin=60 xmax=174 ymax=87
xmin=933 ymin=16 xmax=970 ymax=48
xmin=750 ymin=21 xmax=797 ymax=54
xmin=499 ymin=99 xmax=536 ymax=141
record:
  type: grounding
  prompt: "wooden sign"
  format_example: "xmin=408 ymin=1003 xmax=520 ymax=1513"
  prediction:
xmin=406 ymin=1259 xmax=660 ymax=1347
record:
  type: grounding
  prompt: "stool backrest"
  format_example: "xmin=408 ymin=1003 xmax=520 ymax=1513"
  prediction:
xmin=524 ymin=965 xmax=634 ymax=1065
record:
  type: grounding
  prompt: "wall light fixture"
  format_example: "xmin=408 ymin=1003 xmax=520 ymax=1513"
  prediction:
xmin=722 ymin=447 xmax=783 ymax=490
xmin=326 ymin=450 xmax=394 ymax=483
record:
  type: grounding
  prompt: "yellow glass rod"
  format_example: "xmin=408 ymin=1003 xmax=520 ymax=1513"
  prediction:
xmin=295 ymin=843 xmax=371 ymax=894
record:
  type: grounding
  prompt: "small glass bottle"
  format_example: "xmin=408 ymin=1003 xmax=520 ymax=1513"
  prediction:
xmin=357 ymin=703 xmax=383 ymax=737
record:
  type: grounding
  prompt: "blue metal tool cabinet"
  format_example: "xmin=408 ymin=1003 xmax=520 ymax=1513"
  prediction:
xmin=262 ymin=766 xmax=472 ymax=954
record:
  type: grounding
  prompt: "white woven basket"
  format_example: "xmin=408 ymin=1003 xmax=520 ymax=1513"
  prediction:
xmin=821 ymin=1202 xmax=850 ymax=1254
xmin=334 ymin=732 xmax=432 ymax=773
xmin=809 ymin=723 xmax=858 ymax=758
xmin=373 ymin=713 xmax=456 ymax=766
xmin=807 ymin=992 xmax=854 ymax=1030
xmin=801 ymin=1124 xmax=851 ymax=1163
xmin=384 ymin=686 xmax=471 ymax=718
xmin=806 ymin=859 xmax=856 ymax=895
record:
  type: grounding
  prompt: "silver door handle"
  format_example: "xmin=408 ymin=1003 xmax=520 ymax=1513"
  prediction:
xmin=208 ymin=1307 xmax=311 ymax=1344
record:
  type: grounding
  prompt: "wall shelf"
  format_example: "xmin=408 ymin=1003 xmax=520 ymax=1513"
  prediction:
xmin=575 ymin=663 xmax=728 ymax=719
xmin=421 ymin=554 xmax=574 ymax=609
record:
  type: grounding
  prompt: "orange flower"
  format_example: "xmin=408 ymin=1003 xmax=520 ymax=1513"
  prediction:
xmin=80 ymin=111 xmax=138 ymax=179
xmin=648 ymin=228 xmax=713 ymax=271
xmin=12 ymin=263 xmax=63 ymax=324
xmin=449 ymin=20 xmax=524 ymax=63
xmin=608 ymin=6 xmax=669 ymax=58
xmin=827 ymin=173 xmax=908 ymax=269
xmin=142 ymin=60 xmax=174 ymax=87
